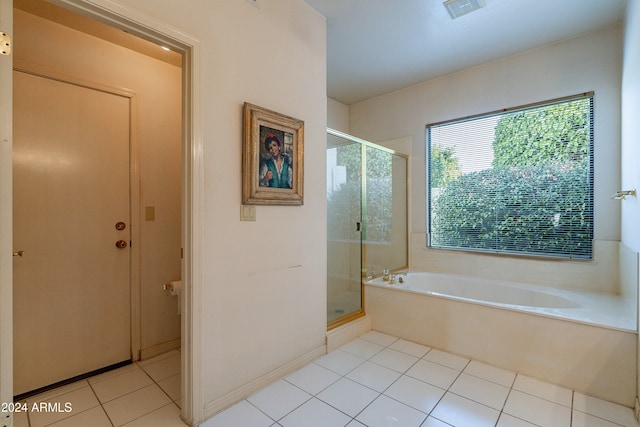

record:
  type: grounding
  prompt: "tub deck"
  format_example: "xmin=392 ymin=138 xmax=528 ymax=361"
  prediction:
xmin=364 ymin=272 xmax=637 ymax=407
xmin=366 ymin=272 xmax=635 ymax=332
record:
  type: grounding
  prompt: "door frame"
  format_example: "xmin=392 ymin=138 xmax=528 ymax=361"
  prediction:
xmin=2 ymin=0 xmax=205 ymax=425
xmin=0 ymin=1 xmax=14 ymax=426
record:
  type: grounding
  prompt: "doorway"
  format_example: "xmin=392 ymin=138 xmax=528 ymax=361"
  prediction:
xmin=0 ymin=0 xmax=204 ymax=424
xmin=12 ymin=0 xmax=183 ymax=394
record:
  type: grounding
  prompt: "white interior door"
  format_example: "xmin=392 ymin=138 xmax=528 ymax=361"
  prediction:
xmin=13 ymin=70 xmax=131 ymax=395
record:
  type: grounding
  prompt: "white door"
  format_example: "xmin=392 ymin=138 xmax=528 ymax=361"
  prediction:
xmin=12 ymin=70 xmax=131 ymax=395
xmin=0 ymin=0 xmax=14 ymax=418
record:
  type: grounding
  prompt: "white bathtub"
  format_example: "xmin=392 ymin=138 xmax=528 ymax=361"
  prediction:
xmin=366 ymin=271 xmax=634 ymax=331
xmin=364 ymin=271 xmax=637 ymax=406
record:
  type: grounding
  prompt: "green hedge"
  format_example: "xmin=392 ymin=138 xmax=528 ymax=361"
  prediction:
xmin=430 ymin=161 xmax=592 ymax=258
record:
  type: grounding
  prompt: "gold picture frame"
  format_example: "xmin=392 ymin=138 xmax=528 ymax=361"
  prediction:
xmin=242 ymin=102 xmax=304 ymax=205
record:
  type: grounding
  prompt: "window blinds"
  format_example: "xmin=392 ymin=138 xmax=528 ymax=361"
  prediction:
xmin=427 ymin=93 xmax=594 ymax=259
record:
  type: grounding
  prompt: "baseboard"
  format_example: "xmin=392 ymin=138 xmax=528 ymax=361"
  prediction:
xmin=326 ymin=314 xmax=372 ymax=352
xmin=202 ymin=344 xmax=326 ymax=421
xmin=139 ymin=338 xmax=181 ymax=361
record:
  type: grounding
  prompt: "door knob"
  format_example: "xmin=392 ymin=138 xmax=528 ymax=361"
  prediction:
xmin=13 ymin=250 xmax=25 ymax=257
xmin=115 ymin=240 xmax=127 ymax=249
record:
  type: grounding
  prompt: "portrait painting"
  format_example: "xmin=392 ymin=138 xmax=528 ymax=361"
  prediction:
xmin=242 ymin=103 xmax=304 ymax=205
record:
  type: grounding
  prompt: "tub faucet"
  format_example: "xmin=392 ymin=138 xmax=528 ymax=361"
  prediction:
xmin=382 ymin=268 xmax=390 ymax=281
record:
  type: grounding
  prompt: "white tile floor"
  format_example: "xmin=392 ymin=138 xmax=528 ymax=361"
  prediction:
xmin=204 ymin=331 xmax=637 ymax=427
xmin=11 ymin=332 xmax=637 ymax=427
xmin=13 ymin=350 xmax=184 ymax=427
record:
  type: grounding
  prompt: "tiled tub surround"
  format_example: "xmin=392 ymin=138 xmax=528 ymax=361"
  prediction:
xmin=365 ymin=277 xmax=636 ymax=407
xmin=410 ymin=236 xmax=625 ymax=294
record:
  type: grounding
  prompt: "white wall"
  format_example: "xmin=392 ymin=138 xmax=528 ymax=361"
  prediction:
xmin=112 ymin=0 xmax=328 ymax=415
xmin=622 ymin=0 xmax=640 ymax=252
xmin=328 ymin=97 xmax=349 ymax=133
xmin=349 ymin=26 xmax=623 ymax=292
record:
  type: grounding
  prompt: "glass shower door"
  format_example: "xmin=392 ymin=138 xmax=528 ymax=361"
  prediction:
xmin=327 ymin=135 xmax=363 ymax=327
xmin=326 ymin=129 xmax=409 ymax=329
xmin=363 ymin=145 xmax=408 ymax=277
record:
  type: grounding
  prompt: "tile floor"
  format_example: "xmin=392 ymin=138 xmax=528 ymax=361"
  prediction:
xmin=11 ymin=332 xmax=638 ymax=427
xmin=12 ymin=349 xmax=184 ymax=427
xmin=204 ymin=331 xmax=637 ymax=427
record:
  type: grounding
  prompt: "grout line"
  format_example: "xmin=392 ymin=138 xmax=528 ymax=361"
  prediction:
xmin=350 ymin=337 xmax=515 ymax=426
xmin=86 ymin=381 xmax=116 ymax=427
xmin=243 ymin=398 xmax=278 ymax=425
xmin=22 ymin=356 xmax=183 ymax=427
xmin=137 ymin=360 xmax=183 ymax=407
xmin=189 ymin=334 xmax=640 ymax=426
xmin=569 ymin=390 xmax=574 ymax=427
xmin=118 ymin=403 xmax=178 ymax=427
xmin=350 ymin=335 xmax=432 ymax=423
xmin=498 ymin=371 xmax=518 ymax=414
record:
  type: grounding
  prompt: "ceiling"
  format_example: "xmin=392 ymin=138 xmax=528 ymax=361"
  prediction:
xmin=304 ymin=0 xmax=628 ymax=105
xmin=14 ymin=0 xmax=182 ymax=67
xmin=16 ymin=0 xmax=628 ymax=105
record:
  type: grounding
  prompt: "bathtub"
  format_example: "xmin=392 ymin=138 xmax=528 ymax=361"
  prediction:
xmin=364 ymin=271 xmax=637 ymax=406
xmin=366 ymin=271 xmax=634 ymax=331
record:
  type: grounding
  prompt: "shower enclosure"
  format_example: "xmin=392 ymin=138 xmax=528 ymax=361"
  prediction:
xmin=326 ymin=129 xmax=408 ymax=329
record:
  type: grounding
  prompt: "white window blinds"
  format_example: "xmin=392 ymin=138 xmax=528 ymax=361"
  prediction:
xmin=427 ymin=93 xmax=594 ymax=259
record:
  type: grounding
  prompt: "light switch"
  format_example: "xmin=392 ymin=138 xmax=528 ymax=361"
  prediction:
xmin=240 ymin=205 xmax=256 ymax=221
xmin=145 ymin=206 xmax=156 ymax=221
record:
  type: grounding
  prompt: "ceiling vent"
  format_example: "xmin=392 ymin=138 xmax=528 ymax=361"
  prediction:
xmin=443 ymin=0 xmax=487 ymax=19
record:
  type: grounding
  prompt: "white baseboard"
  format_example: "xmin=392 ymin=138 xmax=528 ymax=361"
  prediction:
xmin=202 ymin=344 xmax=326 ymax=421
xmin=139 ymin=338 xmax=181 ymax=361
xmin=326 ymin=314 xmax=372 ymax=352
xmin=201 ymin=316 xmax=373 ymax=422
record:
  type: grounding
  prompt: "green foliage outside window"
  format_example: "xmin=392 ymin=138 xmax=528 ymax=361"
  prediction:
xmin=429 ymin=96 xmax=593 ymax=258
xmin=431 ymin=161 xmax=591 ymax=256
xmin=430 ymin=146 xmax=461 ymax=188
xmin=492 ymin=99 xmax=590 ymax=168
xmin=328 ymin=144 xmax=393 ymax=243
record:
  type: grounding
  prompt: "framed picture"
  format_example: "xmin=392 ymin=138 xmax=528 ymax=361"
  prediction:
xmin=242 ymin=102 xmax=304 ymax=205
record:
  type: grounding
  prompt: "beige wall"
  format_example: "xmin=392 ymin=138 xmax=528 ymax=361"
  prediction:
xmin=349 ymin=25 xmax=624 ymax=294
xmin=350 ymin=25 xmax=622 ymax=241
xmin=14 ymin=9 xmax=182 ymax=355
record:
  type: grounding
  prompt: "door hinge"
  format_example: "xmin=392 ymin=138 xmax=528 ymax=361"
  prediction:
xmin=0 ymin=32 xmax=11 ymax=56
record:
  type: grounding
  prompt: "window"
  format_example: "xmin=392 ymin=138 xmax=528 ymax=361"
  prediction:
xmin=427 ymin=93 xmax=594 ymax=259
